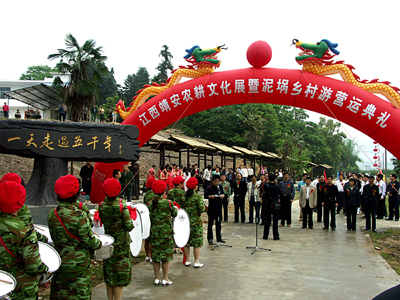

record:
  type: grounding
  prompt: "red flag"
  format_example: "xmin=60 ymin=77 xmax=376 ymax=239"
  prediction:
xmin=324 ymin=169 xmax=327 ymax=182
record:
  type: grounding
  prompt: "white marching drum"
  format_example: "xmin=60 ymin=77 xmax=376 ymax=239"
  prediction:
xmin=129 ymin=212 xmax=143 ymax=257
xmin=93 ymin=234 xmax=115 ymax=260
xmin=33 ymin=224 xmax=52 ymax=244
xmin=91 ymin=216 xmax=105 ymax=235
xmin=38 ymin=242 xmax=61 ymax=284
xmin=0 ymin=271 xmax=16 ymax=300
xmin=132 ymin=203 xmax=151 ymax=239
xmin=173 ymin=209 xmax=190 ymax=248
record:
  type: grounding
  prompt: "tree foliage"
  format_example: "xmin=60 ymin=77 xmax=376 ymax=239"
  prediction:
xmin=20 ymin=65 xmax=57 ymax=80
xmin=48 ymin=33 xmax=108 ymax=122
xmin=98 ymin=67 xmax=119 ymax=105
xmin=120 ymin=67 xmax=150 ymax=103
xmin=392 ymin=158 xmax=400 ymax=176
xmin=175 ymin=103 xmax=362 ymax=173
xmin=152 ymin=45 xmax=174 ymax=83
xmin=288 ymin=145 xmax=310 ymax=173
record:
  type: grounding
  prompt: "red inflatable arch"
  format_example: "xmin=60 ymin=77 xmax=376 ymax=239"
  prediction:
xmin=90 ymin=67 xmax=400 ymax=203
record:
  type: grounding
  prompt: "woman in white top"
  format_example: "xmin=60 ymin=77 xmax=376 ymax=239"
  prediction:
xmin=182 ymin=167 xmax=191 ymax=191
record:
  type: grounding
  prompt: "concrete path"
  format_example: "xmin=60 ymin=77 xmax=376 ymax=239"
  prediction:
xmin=92 ymin=202 xmax=400 ymax=300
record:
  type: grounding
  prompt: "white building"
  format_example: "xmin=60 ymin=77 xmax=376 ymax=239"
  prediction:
xmin=0 ymin=73 xmax=69 ymax=120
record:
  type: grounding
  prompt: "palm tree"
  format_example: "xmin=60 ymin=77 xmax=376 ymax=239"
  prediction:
xmin=48 ymin=33 xmax=108 ymax=122
xmin=240 ymin=113 xmax=266 ymax=150
xmin=277 ymin=132 xmax=305 ymax=169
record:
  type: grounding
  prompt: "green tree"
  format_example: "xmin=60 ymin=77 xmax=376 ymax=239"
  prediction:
xmin=277 ymin=132 xmax=305 ymax=169
xmin=98 ymin=67 xmax=119 ymax=104
xmin=152 ymin=45 xmax=174 ymax=83
xmin=102 ymin=95 xmax=120 ymax=115
xmin=20 ymin=65 xmax=57 ymax=80
xmin=288 ymin=145 xmax=309 ymax=173
xmin=337 ymin=139 xmax=361 ymax=174
xmin=392 ymin=158 xmax=400 ymax=176
xmin=239 ymin=113 xmax=265 ymax=150
xmin=48 ymin=33 xmax=108 ymax=122
xmin=121 ymin=67 xmax=150 ymax=103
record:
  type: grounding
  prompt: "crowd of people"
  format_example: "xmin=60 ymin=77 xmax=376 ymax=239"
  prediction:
xmin=2 ymin=102 xmax=41 ymax=120
xmin=147 ymin=163 xmax=399 ymax=241
xmin=57 ymin=104 xmax=118 ymax=122
xmin=1 ymin=164 xmax=398 ymax=299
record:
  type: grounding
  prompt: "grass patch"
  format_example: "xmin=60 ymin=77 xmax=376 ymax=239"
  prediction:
xmin=370 ymin=228 xmax=400 ymax=275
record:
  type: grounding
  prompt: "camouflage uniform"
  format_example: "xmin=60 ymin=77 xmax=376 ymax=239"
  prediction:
xmin=143 ymin=190 xmax=155 ymax=243
xmin=99 ymin=197 xmax=134 ymax=287
xmin=167 ymin=187 xmax=185 ymax=207
xmin=148 ymin=197 xmax=177 ymax=262
xmin=143 ymin=190 xmax=155 ymax=206
xmin=0 ymin=212 xmax=48 ymax=300
xmin=17 ymin=204 xmax=49 ymax=243
xmin=48 ymin=202 xmax=102 ymax=300
xmin=73 ymin=200 xmax=94 ymax=228
xmin=180 ymin=192 xmax=205 ymax=248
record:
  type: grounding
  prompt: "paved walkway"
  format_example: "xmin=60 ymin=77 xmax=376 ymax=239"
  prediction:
xmin=92 ymin=202 xmax=400 ymax=300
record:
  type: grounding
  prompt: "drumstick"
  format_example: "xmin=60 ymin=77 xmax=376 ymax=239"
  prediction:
xmin=34 ymin=225 xmax=45 ymax=231
xmin=0 ymin=278 xmax=13 ymax=284
xmin=92 ymin=230 xmax=100 ymax=237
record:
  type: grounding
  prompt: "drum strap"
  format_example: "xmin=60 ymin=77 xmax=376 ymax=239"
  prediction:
xmin=119 ymin=199 xmax=123 ymax=214
xmin=79 ymin=202 xmax=83 ymax=210
xmin=54 ymin=208 xmax=82 ymax=242
xmin=0 ymin=235 xmax=22 ymax=262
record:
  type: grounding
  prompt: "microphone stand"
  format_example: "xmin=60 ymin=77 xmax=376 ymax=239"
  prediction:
xmin=246 ymin=217 xmax=271 ymax=255
xmin=211 ymin=214 xmax=232 ymax=251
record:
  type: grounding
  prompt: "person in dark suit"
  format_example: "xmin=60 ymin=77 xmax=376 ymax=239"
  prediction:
xmin=232 ymin=173 xmax=247 ymax=223
xmin=344 ymin=178 xmax=360 ymax=231
xmin=261 ymin=173 xmax=281 ymax=240
xmin=205 ymin=175 xmax=225 ymax=245
xmin=316 ymin=175 xmax=327 ymax=222
xmin=386 ymin=173 xmax=400 ymax=221
xmin=322 ymin=175 xmax=338 ymax=230
xmin=363 ymin=176 xmax=380 ymax=232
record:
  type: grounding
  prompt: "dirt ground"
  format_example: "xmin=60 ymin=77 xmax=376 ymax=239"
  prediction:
xmin=370 ymin=228 xmax=400 ymax=275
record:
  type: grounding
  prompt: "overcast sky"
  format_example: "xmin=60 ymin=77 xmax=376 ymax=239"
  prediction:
xmin=1 ymin=0 xmax=397 ymax=169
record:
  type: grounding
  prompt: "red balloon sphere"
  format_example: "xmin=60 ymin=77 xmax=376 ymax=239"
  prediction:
xmin=373 ymin=156 xmax=378 ymax=160
xmin=373 ymin=148 xmax=378 ymax=152
xmin=373 ymin=163 xmax=378 ymax=167
xmin=247 ymin=41 xmax=272 ymax=68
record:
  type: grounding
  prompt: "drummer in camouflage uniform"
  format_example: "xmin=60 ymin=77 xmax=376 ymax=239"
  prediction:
xmin=148 ymin=180 xmax=177 ymax=286
xmin=0 ymin=173 xmax=49 ymax=243
xmin=48 ymin=175 xmax=102 ymax=300
xmin=167 ymin=176 xmax=185 ymax=207
xmin=143 ymin=177 xmax=156 ymax=261
xmin=181 ymin=177 xmax=205 ymax=268
xmin=0 ymin=180 xmax=48 ymax=300
xmin=99 ymin=178 xmax=134 ymax=300
xmin=167 ymin=176 xmax=185 ymax=254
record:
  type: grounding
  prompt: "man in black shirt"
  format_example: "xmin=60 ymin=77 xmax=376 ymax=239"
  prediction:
xmin=79 ymin=161 xmax=93 ymax=198
xmin=261 ymin=173 xmax=282 ymax=240
xmin=363 ymin=176 xmax=379 ymax=232
xmin=316 ymin=175 xmax=327 ymax=222
xmin=322 ymin=175 xmax=338 ymax=230
xmin=206 ymin=175 xmax=225 ymax=245
xmin=232 ymin=173 xmax=247 ymax=223
xmin=386 ymin=174 xmax=400 ymax=221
